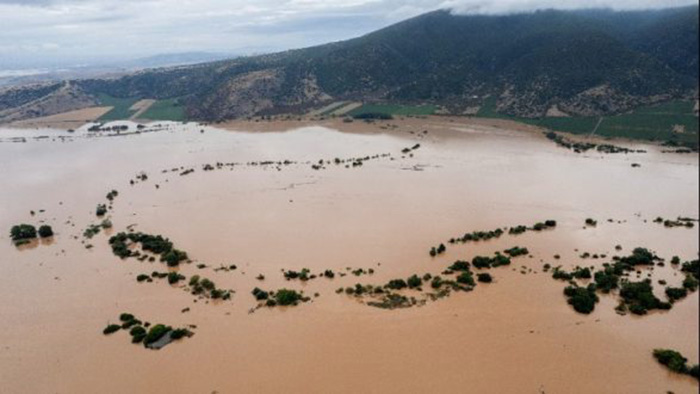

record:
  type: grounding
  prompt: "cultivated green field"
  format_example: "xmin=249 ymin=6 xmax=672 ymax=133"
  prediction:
xmin=97 ymin=94 xmax=139 ymax=121
xmin=139 ymin=99 xmax=186 ymax=121
xmin=476 ymin=98 xmax=698 ymax=147
xmin=595 ymin=102 xmax=698 ymax=146
xmin=536 ymin=117 xmax=599 ymax=135
xmin=348 ymin=103 xmax=437 ymax=117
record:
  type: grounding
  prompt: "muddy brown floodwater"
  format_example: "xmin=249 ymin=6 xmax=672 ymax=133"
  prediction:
xmin=0 ymin=117 xmax=698 ymax=393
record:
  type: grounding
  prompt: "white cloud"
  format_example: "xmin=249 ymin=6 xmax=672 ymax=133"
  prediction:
xmin=0 ymin=0 xmax=695 ymax=68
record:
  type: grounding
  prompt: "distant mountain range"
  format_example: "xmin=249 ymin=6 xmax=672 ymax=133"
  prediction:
xmin=0 ymin=52 xmax=234 ymax=88
xmin=1 ymin=6 xmax=698 ymax=123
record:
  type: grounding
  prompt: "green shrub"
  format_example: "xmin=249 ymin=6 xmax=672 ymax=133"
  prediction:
xmin=509 ymin=225 xmax=527 ymax=234
xmin=572 ymin=267 xmax=592 ymax=279
xmin=552 ymin=267 xmax=573 ymax=280
xmin=407 ymin=275 xmax=422 ymax=289
xmin=594 ymin=269 xmax=619 ymax=293
xmin=504 ymin=246 xmax=528 ymax=257
xmin=200 ymin=278 xmax=215 ymax=290
xmin=620 ymin=280 xmax=670 ymax=315
xmin=564 ymin=285 xmax=598 ymax=314
xmin=170 ymin=328 xmax=190 ymax=340
xmin=275 ymin=289 xmax=302 ymax=306
xmin=681 ymin=259 xmax=699 ymax=280
xmin=477 ymin=273 xmax=492 ymax=283
xmin=103 ymin=324 xmax=121 ymax=335
xmin=136 ymin=274 xmax=151 ymax=282
xmin=449 ymin=260 xmax=470 ymax=271
xmin=683 ymin=275 xmax=699 ymax=291
xmin=689 ymin=364 xmax=699 ymax=379
xmin=252 ymin=287 xmax=269 ymax=300
xmin=653 ymin=349 xmax=689 ymax=373
xmin=129 ymin=326 xmax=146 ymax=336
xmin=386 ymin=279 xmax=407 ymax=290
xmin=456 ymin=272 xmax=475 ymax=286
xmin=491 ymin=254 xmax=511 ymax=267
xmin=472 ymin=256 xmax=492 ymax=269
xmin=143 ymin=324 xmax=172 ymax=346
xmin=119 ymin=313 xmax=135 ymax=322
xmin=10 ymin=224 xmax=37 ymax=241
xmin=618 ymin=247 xmax=656 ymax=267
xmin=665 ymin=287 xmax=687 ymax=302
xmin=167 ymin=272 xmax=185 ymax=284
xmin=96 ymin=204 xmax=108 ymax=217
xmin=162 ymin=249 xmax=188 ymax=266
xmin=38 ymin=225 xmax=54 ymax=238
xmin=131 ymin=332 xmax=146 ymax=343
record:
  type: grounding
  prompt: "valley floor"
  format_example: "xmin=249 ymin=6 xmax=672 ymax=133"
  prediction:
xmin=0 ymin=117 xmax=697 ymax=393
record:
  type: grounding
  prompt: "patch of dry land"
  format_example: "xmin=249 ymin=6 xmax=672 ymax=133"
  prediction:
xmin=0 ymin=116 xmax=698 ymax=393
xmin=9 ymin=106 xmax=111 ymax=129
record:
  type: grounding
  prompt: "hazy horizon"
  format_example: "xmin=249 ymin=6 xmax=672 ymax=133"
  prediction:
xmin=1 ymin=0 xmax=697 ymax=70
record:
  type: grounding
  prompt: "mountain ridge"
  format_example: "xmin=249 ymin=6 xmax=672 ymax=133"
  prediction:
xmin=1 ymin=6 xmax=698 ymax=123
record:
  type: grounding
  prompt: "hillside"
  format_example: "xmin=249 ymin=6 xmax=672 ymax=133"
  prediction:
xmin=1 ymin=6 xmax=698 ymax=123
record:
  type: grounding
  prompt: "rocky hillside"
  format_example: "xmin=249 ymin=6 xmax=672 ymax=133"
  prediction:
xmin=0 ymin=81 xmax=96 ymax=122
xmin=1 ymin=6 xmax=698 ymax=122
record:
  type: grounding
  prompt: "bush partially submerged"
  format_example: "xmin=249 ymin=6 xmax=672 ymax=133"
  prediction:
xmin=683 ymin=275 xmax=699 ymax=291
xmin=386 ymin=279 xmax=407 ymax=290
xmin=103 ymin=324 xmax=121 ymax=335
xmin=477 ymin=273 xmax=493 ymax=283
xmin=456 ymin=271 xmax=475 ymax=286
xmin=429 ymin=243 xmax=446 ymax=257
xmin=252 ymin=287 xmax=269 ymax=300
xmin=653 ymin=349 xmax=699 ymax=380
xmin=681 ymin=259 xmax=699 ymax=281
xmin=552 ymin=267 xmax=573 ymax=281
xmin=448 ymin=260 xmax=470 ymax=271
xmin=593 ymin=268 xmax=619 ymax=293
xmin=189 ymin=276 xmax=231 ymax=300
xmin=572 ymin=266 xmax=592 ymax=279
xmin=38 ymin=225 xmax=54 ymax=238
xmin=274 ymin=289 xmax=303 ymax=306
xmin=504 ymin=246 xmax=529 ymax=257
xmin=407 ymin=274 xmax=422 ymax=289
xmin=617 ymin=247 xmax=656 ymax=268
xmin=665 ymin=287 xmax=688 ymax=302
xmin=564 ymin=284 xmax=598 ymax=314
xmin=109 ymin=232 xmax=189 ymax=266
xmin=10 ymin=224 xmax=37 ymax=241
xmin=619 ymin=280 xmax=671 ymax=315
xmin=472 ymin=254 xmax=511 ymax=269
xmin=143 ymin=324 xmax=172 ymax=346
xmin=96 ymin=204 xmax=108 ymax=217
xmin=167 ymin=272 xmax=185 ymax=284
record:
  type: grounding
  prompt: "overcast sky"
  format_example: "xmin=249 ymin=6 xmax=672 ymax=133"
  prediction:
xmin=0 ymin=0 xmax=695 ymax=69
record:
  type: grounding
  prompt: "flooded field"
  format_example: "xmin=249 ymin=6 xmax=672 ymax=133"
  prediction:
xmin=0 ymin=117 xmax=698 ymax=393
